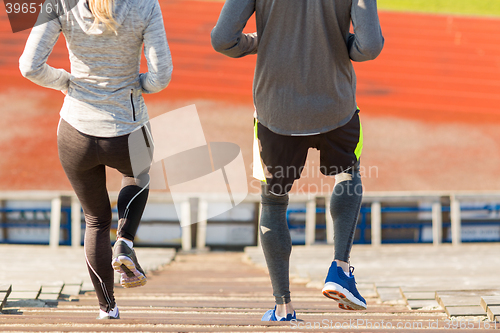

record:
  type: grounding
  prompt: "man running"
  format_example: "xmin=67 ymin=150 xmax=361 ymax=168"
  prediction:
xmin=211 ymin=0 xmax=384 ymax=321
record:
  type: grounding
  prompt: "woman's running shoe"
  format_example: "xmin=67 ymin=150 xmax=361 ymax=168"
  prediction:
xmin=96 ymin=306 xmax=119 ymax=319
xmin=112 ymin=240 xmax=147 ymax=288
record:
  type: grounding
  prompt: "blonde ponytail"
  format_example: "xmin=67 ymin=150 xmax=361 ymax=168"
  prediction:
xmin=88 ymin=0 xmax=117 ymax=33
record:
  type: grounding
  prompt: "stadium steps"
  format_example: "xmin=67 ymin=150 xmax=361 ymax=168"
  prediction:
xmin=0 ymin=251 xmax=452 ymax=332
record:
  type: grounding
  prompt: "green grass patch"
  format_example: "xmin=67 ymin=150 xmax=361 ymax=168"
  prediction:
xmin=377 ymin=0 xmax=500 ymax=17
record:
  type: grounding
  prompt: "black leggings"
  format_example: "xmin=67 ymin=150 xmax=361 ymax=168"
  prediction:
xmin=57 ymin=119 xmax=150 ymax=312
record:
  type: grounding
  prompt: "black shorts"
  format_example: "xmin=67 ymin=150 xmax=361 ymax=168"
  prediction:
xmin=253 ymin=110 xmax=363 ymax=195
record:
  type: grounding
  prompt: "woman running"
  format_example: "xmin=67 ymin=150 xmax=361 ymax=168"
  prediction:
xmin=19 ymin=0 xmax=172 ymax=319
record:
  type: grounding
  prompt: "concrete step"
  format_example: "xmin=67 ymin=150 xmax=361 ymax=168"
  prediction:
xmin=481 ymin=296 xmax=500 ymax=322
xmin=375 ymin=286 xmax=405 ymax=305
xmin=7 ymin=284 xmax=41 ymax=300
xmin=39 ymin=282 xmax=65 ymax=301
xmin=0 ymin=285 xmax=11 ymax=311
xmin=60 ymin=282 xmax=83 ymax=298
xmin=399 ymin=287 xmax=441 ymax=310
xmin=436 ymin=290 xmax=500 ymax=318
xmin=487 ymin=306 xmax=500 ymax=323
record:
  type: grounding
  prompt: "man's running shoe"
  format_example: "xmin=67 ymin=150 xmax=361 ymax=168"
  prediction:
xmin=112 ymin=239 xmax=147 ymax=288
xmin=96 ymin=306 xmax=119 ymax=319
xmin=322 ymin=261 xmax=366 ymax=310
xmin=261 ymin=306 xmax=296 ymax=321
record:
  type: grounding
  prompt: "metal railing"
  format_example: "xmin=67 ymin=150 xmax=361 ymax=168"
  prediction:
xmin=2 ymin=191 xmax=500 ymax=249
xmin=0 ymin=206 xmax=72 ymax=245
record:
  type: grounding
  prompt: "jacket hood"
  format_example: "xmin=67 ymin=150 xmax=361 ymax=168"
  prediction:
xmin=73 ymin=0 xmax=131 ymax=35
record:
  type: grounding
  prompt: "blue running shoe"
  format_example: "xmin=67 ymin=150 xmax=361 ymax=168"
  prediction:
xmin=322 ymin=261 xmax=367 ymax=310
xmin=261 ymin=306 xmax=296 ymax=321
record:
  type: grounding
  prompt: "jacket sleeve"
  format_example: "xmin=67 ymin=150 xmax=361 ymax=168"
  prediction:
xmin=210 ymin=0 xmax=257 ymax=58
xmin=140 ymin=0 xmax=173 ymax=94
xmin=19 ymin=19 xmax=71 ymax=91
xmin=349 ymin=0 xmax=384 ymax=62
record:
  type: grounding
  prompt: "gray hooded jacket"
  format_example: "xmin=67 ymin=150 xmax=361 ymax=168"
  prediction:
xmin=19 ymin=0 xmax=173 ymax=137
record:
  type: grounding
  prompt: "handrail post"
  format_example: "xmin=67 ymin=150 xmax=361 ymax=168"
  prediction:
xmin=371 ymin=202 xmax=382 ymax=246
xmin=181 ymin=200 xmax=192 ymax=251
xmin=196 ymin=199 xmax=208 ymax=250
xmin=450 ymin=195 xmax=461 ymax=246
xmin=325 ymin=195 xmax=334 ymax=245
xmin=305 ymin=199 xmax=316 ymax=245
xmin=49 ymin=196 xmax=62 ymax=248
xmin=431 ymin=201 xmax=442 ymax=246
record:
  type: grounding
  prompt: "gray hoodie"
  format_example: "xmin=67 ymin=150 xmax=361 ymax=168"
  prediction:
xmin=19 ymin=0 xmax=173 ymax=137
xmin=211 ymin=0 xmax=384 ymax=135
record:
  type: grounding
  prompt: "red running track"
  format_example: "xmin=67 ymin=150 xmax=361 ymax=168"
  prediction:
xmin=1 ymin=1 xmax=500 ymax=190
xmin=2 ymin=1 xmax=500 ymax=123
